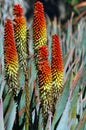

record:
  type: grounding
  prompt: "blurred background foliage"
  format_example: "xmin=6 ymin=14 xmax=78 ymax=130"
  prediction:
xmin=0 ymin=0 xmax=86 ymax=130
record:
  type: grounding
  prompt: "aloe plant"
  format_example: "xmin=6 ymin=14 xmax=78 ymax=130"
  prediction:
xmin=0 ymin=1 xmax=86 ymax=130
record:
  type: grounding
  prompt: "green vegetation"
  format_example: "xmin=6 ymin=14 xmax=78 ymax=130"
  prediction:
xmin=0 ymin=0 xmax=86 ymax=130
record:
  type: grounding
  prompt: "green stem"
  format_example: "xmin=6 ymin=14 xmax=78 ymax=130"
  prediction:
xmin=24 ymin=66 xmax=30 ymax=130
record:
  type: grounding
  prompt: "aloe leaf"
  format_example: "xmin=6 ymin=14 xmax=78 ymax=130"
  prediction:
xmin=52 ymin=76 xmax=71 ymax=130
xmin=76 ymin=109 xmax=86 ymax=130
xmin=3 ymin=92 xmax=12 ymax=114
xmin=64 ymin=48 xmax=74 ymax=75
xmin=38 ymin=110 xmax=43 ymax=130
xmin=0 ymin=98 xmax=4 ymax=130
xmin=80 ymin=122 xmax=86 ymax=130
xmin=6 ymin=102 xmax=17 ymax=130
xmin=56 ymin=100 xmax=70 ymax=130
xmin=69 ymin=84 xmax=79 ymax=130
xmin=0 ymin=79 xmax=5 ymax=98
xmin=19 ymin=91 xmax=25 ymax=125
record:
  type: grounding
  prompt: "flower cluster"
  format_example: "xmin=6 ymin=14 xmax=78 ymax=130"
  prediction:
xmin=33 ymin=2 xmax=47 ymax=49
xmin=4 ymin=18 xmax=18 ymax=95
xmin=51 ymin=34 xmax=63 ymax=103
xmin=4 ymin=1 xmax=64 ymax=129
xmin=38 ymin=45 xmax=52 ymax=126
xmin=13 ymin=4 xmax=28 ymax=67
xmin=33 ymin=1 xmax=47 ymax=67
xmin=33 ymin=2 xmax=64 ymax=126
xmin=4 ymin=5 xmax=30 ymax=129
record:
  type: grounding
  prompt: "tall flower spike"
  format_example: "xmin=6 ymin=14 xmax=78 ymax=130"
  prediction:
xmin=13 ymin=5 xmax=30 ymax=130
xmin=51 ymin=34 xmax=64 ymax=110
xmin=13 ymin=4 xmax=28 ymax=67
xmin=33 ymin=1 xmax=47 ymax=66
xmin=38 ymin=45 xmax=53 ymax=128
xmin=4 ymin=18 xmax=18 ymax=96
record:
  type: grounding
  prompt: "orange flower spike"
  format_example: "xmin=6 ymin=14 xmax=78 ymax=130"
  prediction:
xmin=4 ymin=18 xmax=18 ymax=95
xmin=51 ymin=34 xmax=64 ymax=102
xmin=33 ymin=1 xmax=47 ymax=50
xmin=13 ymin=4 xmax=28 ymax=67
xmin=38 ymin=45 xmax=53 ymax=127
xmin=13 ymin=5 xmax=30 ymax=130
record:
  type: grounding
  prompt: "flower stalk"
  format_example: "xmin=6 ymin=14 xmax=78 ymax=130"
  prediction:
xmin=13 ymin=4 xmax=30 ymax=130
xmin=38 ymin=45 xmax=53 ymax=128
